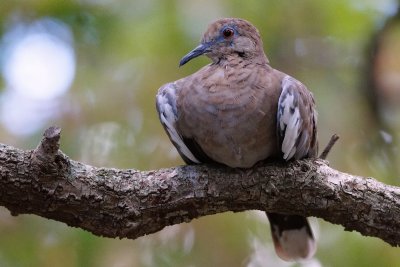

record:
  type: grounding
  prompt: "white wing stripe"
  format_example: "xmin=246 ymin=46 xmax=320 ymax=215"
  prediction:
xmin=157 ymin=83 xmax=200 ymax=163
xmin=279 ymin=77 xmax=302 ymax=160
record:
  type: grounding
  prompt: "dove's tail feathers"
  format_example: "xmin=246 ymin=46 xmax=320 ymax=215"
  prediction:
xmin=267 ymin=212 xmax=316 ymax=261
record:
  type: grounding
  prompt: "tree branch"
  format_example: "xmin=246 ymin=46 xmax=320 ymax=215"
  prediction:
xmin=0 ymin=128 xmax=399 ymax=247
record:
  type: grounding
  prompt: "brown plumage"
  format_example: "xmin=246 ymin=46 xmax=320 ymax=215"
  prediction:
xmin=156 ymin=18 xmax=318 ymax=261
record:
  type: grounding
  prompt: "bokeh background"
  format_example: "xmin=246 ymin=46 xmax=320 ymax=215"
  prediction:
xmin=1 ymin=1 xmax=400 ymax=266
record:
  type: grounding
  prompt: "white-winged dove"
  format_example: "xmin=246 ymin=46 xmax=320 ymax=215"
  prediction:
xmin=156 ymin=18 xmax=318 ymax=261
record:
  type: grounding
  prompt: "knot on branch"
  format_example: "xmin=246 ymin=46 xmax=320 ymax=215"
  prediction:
xmin=31 ymin=126 xmax=61 ymax=167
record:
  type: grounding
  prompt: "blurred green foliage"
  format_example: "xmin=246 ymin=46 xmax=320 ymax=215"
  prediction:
xmin=0 ymin=1 xmax=399 ymax=266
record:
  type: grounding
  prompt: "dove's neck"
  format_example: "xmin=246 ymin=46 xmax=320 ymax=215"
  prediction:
xmin=213 ymin=52 xmax=270 ymax=68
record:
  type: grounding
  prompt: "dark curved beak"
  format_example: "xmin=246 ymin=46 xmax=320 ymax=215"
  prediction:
xmin=179 ymin=43 xmax=210 ymax=67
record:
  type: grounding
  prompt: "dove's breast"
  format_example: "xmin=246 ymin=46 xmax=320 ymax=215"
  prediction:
xmin=176 ymin=63 xmax=283 ymax=168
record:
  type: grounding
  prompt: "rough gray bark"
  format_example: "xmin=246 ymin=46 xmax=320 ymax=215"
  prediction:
xmin=0 ymin=127 xmax=399 ymax=247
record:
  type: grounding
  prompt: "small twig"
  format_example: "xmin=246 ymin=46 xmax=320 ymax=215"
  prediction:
xmin=319 ymin=134 xmax=340 ymax=160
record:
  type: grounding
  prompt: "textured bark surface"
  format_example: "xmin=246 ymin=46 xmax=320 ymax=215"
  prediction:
xmin=0 ymin=127 xmax=399 ymax=246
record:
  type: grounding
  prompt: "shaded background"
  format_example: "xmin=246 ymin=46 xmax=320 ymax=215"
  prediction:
xmin=1 ymin=0 xmax=400 ymax=266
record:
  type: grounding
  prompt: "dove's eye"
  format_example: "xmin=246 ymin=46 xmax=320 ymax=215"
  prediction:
xmin=222 ymin=28 xmax=234 ymax=39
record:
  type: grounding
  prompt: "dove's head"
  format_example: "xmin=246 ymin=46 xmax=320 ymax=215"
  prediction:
xmin=180 ymin=18 xmax=267 ymax=66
